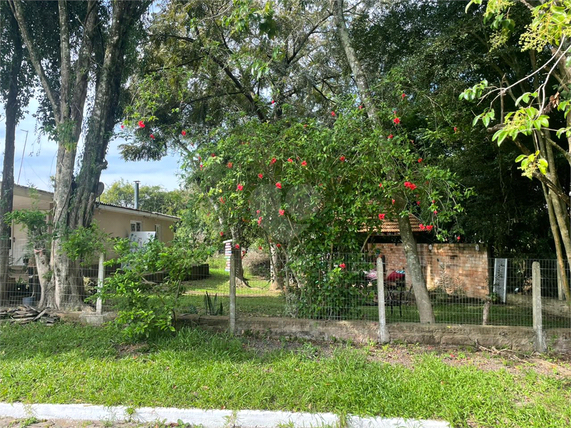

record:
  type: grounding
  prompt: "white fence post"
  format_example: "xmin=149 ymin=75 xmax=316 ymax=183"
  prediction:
xmin=229 ymin=247 xmax=237 ymax=335
xmin=96 ymin=252 xmax=104 ymax=315
xmin=377 ymin=256 xmax=389 ymax=343
xmin=532 ymin=261 xmax=546 ymax=353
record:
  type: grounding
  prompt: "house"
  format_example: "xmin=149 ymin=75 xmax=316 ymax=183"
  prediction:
xmin=364 ymin=215 xmax=489 ymax=299
xmin=6 ymin=184 xmax=179 ymax=266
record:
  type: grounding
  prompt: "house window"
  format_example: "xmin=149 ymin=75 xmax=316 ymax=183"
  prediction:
xmin=155 ymin=224 xmax=161 ymax=241
xmin=130 ymin=221 xmax=142 ymax=232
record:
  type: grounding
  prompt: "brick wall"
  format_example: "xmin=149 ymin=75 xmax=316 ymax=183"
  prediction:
xmin=368 ymin=243 xmax=489 ymax=299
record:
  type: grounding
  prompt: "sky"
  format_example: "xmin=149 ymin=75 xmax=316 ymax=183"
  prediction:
xmin=0 ymin=99 xmax=182 ymax=193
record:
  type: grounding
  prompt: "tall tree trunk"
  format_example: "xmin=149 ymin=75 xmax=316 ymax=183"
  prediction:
xmin=269 ymin=242 xmax=285 ymax=291
xmin=332 ymin=0 xmax=434 ymax=323
xmin=0 ymin=11 xmax=23 ymax=306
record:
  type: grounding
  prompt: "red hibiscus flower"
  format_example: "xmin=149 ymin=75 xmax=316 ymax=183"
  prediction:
xmin=392 ymin=199 xmax=395 ymax=204
xmin=433 ymin=210 xmax=438 ymax=214
xmin=258 ymin=217 xmax=262 ymax=225
xmin=270 ymin=158 xmax=277 ymax=165
xmin=378 ymin=213 xmax=386 ymax=220
xmin=138 ymin=120 xmax=145 ymax=128
xmin=276 ymin=243 xmax=281 ymax=248
xmin=199 ymin=164 xmax=203 ymax=170
xmin=256 ymin=210 xmax=261 ymax=214
xmin=393 ymin=117 xmax=401 ymax=125
xmin=258 ymin=173 xmax=263 ymax=179
xmin=416 ymin=201 xmax=420 ymax=206
xmin=258 ymin=246 xmax=263 ymax=250
xmin=220 ymin=231 xmax=224 ymax=236
xmin=150 ymin=134 xmax=155 ymax=139
xmin=331 ymin=111 xmax=336 ymax=117
xmin=339 ymin=155 xmax=346 ymax=162
xmin=287 ymin=158 xmax=293 ymax=163
xmin=276 ymin=182 xmax=282 ymax=189
xmin=120 ymin=124 xmax=124 ymax=129
xmin=339 ymin=263 xmax=346 ymax=269
xmin=457 ymin=236 xmax=461 ymax=241
xmin=419 ymin=224 xmax=426 ymax=231
xmin=181 ymin=130 xmax=187 ymax=136
xmin=211 ymin=153 xmax=216 ymax=157
xmin=418 ymin=158 xmax=422 ymax=163
xmin=279 ymin=209 xmax=285 ymax=216
xmin=301 ymin=160 xmax=307 ymax=167
xmin=271 ymin=100 xmax=275 ymax=104
xmin=235 ymin=244 xmax=240 ymax=249
xmin=388 ymin=134 xmax=394 ymax=139
xmin=401 ymin=93 xmax=406 ymax=99
xmin=227 ymin=162 xmax=233 ymax=168
xmin=426 ymin=225 xmax=434 ymax=231
xmin=237 ymin=184 xmax=244 ymax=191
xmin=453 ymin=127 xmax=458 ymax=133
xmin=379 ymin=183 xmax=383 ymax=188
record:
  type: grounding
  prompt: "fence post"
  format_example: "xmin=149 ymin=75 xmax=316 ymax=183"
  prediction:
xmin=532 ymin=261 xmax=546 ymax=353
xmin=229 ymin=247 xmax=237 ymax=335
xmin=96 ymin=252 xmax=104 ymax=315
xmin=377 ymin=256 xmax=389 ymax=343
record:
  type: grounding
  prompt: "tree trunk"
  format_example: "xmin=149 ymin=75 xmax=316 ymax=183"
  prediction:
xmin=269 ymin=242 xmax=285 ymax=291
xmin=332 ymin=0 xmax=434 ymax=323
xmin=0 ymin=11 xmax=23 ymax=306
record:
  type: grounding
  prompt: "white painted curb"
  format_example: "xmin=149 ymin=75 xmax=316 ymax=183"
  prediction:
xmin=0 ymin=402 xmax=450 ymax=428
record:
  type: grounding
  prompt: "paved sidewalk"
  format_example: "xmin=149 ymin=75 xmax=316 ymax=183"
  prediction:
xmin=0 ymin=403 xmax=450 ymax=428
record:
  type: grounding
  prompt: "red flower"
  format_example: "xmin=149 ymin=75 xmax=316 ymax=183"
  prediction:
xmin=279 ymin=209 xmax=285 ymax=216
xmin=419 ymin=224 xmax=426 ymax=231
xmin=258 ymin=173 xmax=263 ymax=179
xmin=301 ymin=160 xmax=307 ymax=167
xmin=418 ymin=158 xmax=422 ymax=163
xmin=426 ymin=225 xmax=434 ymax=231
xmin=392 ymin=199 xmax=395 ymax=204
xmin=270 ymin=158 xmax=277 ymax=165
xmin=379 ymin=183 xmax=383 ymax=188
xmin=235 ymin=244 xmax=240 ymax=249
xmin=287 ymin=158 xmax=293 ymax=163
xmin=331 ymin=111 xmax=336 ymax=117
xmin=227 ymin=162 xmax=233 ymax=168
xmin=150 ymin=134 xmax=155 ymax=139
xmin=339 ymin=155 xmax=346 ymax=162
xmin=378 ymin=213 xmax=386 ymax=220
xmin=388 ymin=134 xmax=394 ymax=139
xmin=393 ymin=117 xmax=401 ymax=125
xmin=181 ymin=130 xmax=187 ymax=136
xmin=258 ymin=216 xmax=263 ymax=225
xmin=219 ymin=197 xmax=224 ymax=204
xmin=258 ymin=246 xmax=263 ymax=250
xmin=138 ymin=120 xmax=145 ymax=128
xmin=276 ymin=182 xmax=282 ymax=189
xmin=256 ymin=210 xmax=261 ymax=214
xmin=457 ymin=236 xmax=461 ymax=241
xmin=276 ymin=243 xmax=281 ymax=248
xmin=401 ymin=93 xmax=406 ymax=99
xmin=271 ymin=100 xmax=275 ymax=104
xmin=120 ymin=124 xmax=124 ymax=129
xmin=339 ymin=263 xmax=346 ymax=269
xmin=404 ymin=182 xmax=417 ymax=191
xmin=211 ymin=153 xmax=216 ymax=157
xmin=237 ymin=184 xmax=244 ymax=191
xmin=433 ymin=210 xmax=438 ymax=214
xmin=199 ymin=164 xmax=204 ymax=170
xmin=453 ymin=127 xmax=458 ymax=133
xmin=220 ymin=231 xmax=224 ymax=236
xmin=416 ymin=201 xmax=420 ymax=206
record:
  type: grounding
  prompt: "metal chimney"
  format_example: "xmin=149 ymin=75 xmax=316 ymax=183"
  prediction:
xmin=134 ymin=181 xmax=140 ymax=210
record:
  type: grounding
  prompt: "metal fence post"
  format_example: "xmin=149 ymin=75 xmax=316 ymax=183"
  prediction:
xmin=532 ymin=261 xmax=546 ymax=353
xmin=229 ymin=248 xmax=237 ymax=335
xmin=377 ymin=256 xmax=389 ymax=343
xmin=96 ymin=252 xmax=104 ymax=315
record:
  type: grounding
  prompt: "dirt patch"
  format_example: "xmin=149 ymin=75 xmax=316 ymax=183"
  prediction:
xmin=240 ymin=334 xmax=571 ymax=380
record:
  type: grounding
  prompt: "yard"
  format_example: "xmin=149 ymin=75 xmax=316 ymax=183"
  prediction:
xmin=0 ymin=322 xmax=569 ymax=428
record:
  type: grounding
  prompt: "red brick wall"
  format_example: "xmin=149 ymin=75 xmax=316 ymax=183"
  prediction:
xmin=368 ymin=243 xmax=489 ymax=299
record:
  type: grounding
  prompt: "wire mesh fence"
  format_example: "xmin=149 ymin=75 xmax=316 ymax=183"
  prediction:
xmin=0 ymin=239 xmax=569 ymax=331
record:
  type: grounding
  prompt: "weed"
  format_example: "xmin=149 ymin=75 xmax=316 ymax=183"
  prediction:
xmin=19 ymin=417 xmax=39 ymax=427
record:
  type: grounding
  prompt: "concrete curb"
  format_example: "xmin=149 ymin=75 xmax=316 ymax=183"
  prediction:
xmin=0 ymin=402 xmax=450 ymax=428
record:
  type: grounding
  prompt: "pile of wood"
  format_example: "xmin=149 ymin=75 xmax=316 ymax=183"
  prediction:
xmin=0 ymin=306 xmax=59 ymax=325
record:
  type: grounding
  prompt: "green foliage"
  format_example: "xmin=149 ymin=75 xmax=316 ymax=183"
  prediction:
xmin=60 ymin=222 xmax=111 ymax=265
xmin=203 ymin=291 xmax=223 ymax=316
xmin=515 ymin=151 xmax=549 ymax=179
xmin=5 ymin=209 xmax=51 ymax=251
xmin=99 ymin=238 xmax=206 ymax=340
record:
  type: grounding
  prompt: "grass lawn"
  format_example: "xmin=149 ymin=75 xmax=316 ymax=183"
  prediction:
xmin=0 ymin=323 xmax=570 ymax=428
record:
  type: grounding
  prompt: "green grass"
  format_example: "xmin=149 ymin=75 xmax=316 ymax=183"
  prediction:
xmin=0 ymin=323 xmax=569 ymax=428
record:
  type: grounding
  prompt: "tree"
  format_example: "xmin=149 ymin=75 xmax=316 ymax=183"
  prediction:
xmin=462 ymin=0 xmax=571 ymax=302
xmin=0 ymin=1 xmax=34 ymax=305
xmin=8 ymin=0 xmax=150 ymax=309
xmin=100 ymin=179 xmax=187 ymax=216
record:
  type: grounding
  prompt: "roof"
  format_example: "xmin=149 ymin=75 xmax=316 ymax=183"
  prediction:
xmin=97 ymin=202 xmax=180 ymax=221
xmin=362 ymin=214 xmax=427 ymax=235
